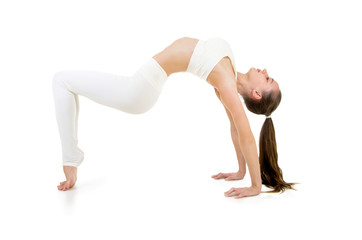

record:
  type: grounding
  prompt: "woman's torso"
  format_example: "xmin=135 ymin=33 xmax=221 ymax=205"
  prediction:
xmin=152 ymin=37 xmax=236 ymax=84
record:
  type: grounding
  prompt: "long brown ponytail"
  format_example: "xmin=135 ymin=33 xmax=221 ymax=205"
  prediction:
xmin=243 ymin=90 xmax=296 ymax=193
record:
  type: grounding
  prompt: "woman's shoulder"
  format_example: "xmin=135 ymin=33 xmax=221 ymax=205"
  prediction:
xmin=207 ymin=57 xmax=237 ymax=88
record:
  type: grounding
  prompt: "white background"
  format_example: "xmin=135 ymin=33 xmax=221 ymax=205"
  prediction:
xmin=0 ymin=0 xmax=361 ymax=239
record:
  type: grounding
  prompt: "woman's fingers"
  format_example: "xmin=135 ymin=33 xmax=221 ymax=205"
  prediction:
xmin=214 ymin=174 xmax=225 ymax=179
xmin=235 ymin=193 xmax=247 ymax=199
xmin=212 ymin=173 xmax=233 ymax=179
xmin=211 ymin=173 xmax=222 ymax=178
xmin=225 ymin=191 xmax=239 ymax=197
xmin=212 ymin=173 xmax=225 ymax=179
xmin=224 ymin=187 xmax=260 ymax=199
xmin=224 ymin=187 xmax=246 ymax=197
xmin=212 ymin=172 xmax=243 ymax=181
xmin=224 ymin=187 xmax=236 ymax=195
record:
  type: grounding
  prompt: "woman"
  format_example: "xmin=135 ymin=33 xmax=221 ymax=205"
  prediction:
xmin=53 ymin=37 xmax=295 ymax=197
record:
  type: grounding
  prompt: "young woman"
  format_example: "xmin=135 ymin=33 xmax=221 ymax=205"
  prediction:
xmin=53 ymin=37 xmax=295 ymax=198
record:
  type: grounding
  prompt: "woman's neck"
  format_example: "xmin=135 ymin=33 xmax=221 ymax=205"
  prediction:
xmin=236 ymin=72 xmax=250 ymax=96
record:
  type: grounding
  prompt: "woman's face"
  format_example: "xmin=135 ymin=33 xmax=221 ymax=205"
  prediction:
xmin=246 ymin=67 xmax=279 ymax=99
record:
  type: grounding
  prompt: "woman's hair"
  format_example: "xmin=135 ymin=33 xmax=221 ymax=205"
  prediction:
xmin=243 ymin=90 xmax=296 ymax=193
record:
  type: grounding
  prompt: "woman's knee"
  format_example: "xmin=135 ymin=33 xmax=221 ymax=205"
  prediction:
xmin=52 ymin=71 xmax=72 ymax=90
xmin=52 ymin=71 xmax=65 ymax=86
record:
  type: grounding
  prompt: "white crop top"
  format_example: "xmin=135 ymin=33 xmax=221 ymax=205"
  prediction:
xmin=186 ymin=37 xmax=237 ymax=81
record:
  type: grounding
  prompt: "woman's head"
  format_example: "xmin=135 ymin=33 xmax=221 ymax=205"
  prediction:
xmin=238 ymin=68 xmax=296 ymax=193
xmin=239 ymin=67 xmax=281 ymax=116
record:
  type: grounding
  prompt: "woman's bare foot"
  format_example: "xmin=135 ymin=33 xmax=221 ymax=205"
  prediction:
xmin=58 ymin=166 xmax=77 ymax=191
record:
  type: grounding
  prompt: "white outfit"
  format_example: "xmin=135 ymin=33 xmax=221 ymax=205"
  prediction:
xmin=52 ymin=58 xmax=167 ymax=167
xmin=53 ymin=37 xmax=236 ymax=167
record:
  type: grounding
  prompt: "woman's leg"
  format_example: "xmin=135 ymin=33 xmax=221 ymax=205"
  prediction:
xmin=52 ymin=58 xmax=168 ymax=169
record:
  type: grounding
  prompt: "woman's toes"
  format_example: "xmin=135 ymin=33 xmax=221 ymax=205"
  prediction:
xmin=57 ymin=179 xmax=76 ymax=191
xmin=57 ymin=182 xmax=67 ymax=190
xmin=64 ymin=182 xmax=71 ymax=189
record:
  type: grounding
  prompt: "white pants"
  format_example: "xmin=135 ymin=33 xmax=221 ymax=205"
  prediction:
xmin=52 ymin=58 xmax=168 ymax=167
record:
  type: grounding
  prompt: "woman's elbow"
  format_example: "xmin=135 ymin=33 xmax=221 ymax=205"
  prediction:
xmin=239 ymin=135 xmax=256 ymax=147
xmin=230 ymin=125 xmax=238 ymax=137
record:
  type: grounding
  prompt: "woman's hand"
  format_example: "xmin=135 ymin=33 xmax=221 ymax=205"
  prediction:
xmin=211 ymin=171 xmax=245 ymax=181
xmin=224 ymin=186 xmax=261 ymax=199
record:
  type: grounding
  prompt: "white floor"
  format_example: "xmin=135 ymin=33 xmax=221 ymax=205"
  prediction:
xmin=1 ymin=162 xmax=360 ymax=240
xmin=1 ymin=95 xmax=360 ymax=239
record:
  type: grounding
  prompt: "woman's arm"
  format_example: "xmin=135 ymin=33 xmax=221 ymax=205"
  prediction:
xmin=211 ymin=88 xmax=246 ymax=180
xmin=216 ymin=85 xmax=262 ymax=198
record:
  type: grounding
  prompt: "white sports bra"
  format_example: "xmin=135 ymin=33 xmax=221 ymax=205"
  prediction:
xmin=186 ymin=37 xmax=237 ymax=81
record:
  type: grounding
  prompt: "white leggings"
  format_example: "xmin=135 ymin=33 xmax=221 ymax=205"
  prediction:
xmin=52 ymin=58 xmax=168 ymax=167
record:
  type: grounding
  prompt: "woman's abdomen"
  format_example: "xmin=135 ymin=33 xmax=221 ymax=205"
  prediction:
xmin=152 ymin=37 xmax=199 ymax=77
